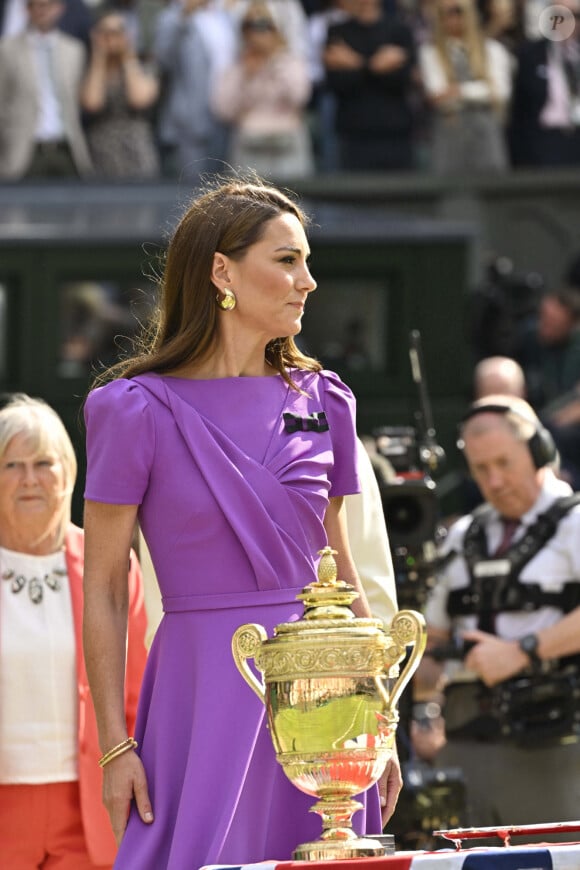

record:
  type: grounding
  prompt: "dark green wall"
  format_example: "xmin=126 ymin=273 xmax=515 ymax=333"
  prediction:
xmin=0 ymin=179 xmax=506 ymax=521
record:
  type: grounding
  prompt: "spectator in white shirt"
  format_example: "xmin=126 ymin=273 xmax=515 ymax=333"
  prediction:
xmin=0 ymin=0 xmax=92 ymax=178
xmin=418 ymin=0 xmax=512 ymax=173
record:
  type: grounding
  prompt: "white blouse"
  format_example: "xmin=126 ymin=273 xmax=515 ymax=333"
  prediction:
xmin=0 ymin=546 xmax=77 ymax=784
xmin=419 ymin=38 xmax=513 ymax=106
xmin=426 ymin=471 xmax=580 ymax=683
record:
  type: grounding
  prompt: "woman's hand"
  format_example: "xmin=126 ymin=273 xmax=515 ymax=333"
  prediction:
xmin=378 ymin=748 xmax=403 ymax=826
xmin=89 ymin=27 xmax=110 ymax=60
xmin=241 ymin=49 xmax=269 ymax=76
xmin=102 ymin=748 xmax=154 ymax=844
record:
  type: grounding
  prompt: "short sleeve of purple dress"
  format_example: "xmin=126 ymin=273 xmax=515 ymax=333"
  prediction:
xmin=84 ymin=369 xmax=382 ymax=869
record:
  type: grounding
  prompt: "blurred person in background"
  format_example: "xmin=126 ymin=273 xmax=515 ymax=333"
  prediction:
xmin=418 ymin=396 xmax=580 ymax=833
xmin=473 ymin=355 xmax=526 ymax=399
xmin=479 ymin=0 xmax=523 ymax=52
xmin=0 ymin=0 xmax=93 ymax=179
xmin=81 ymin=9 xmax=160 ymax=179
xmin=519 ymin=284 xmax=580 ymax=490
xmin=212 ymin=2 xmax=314 ymax=178
xmin=519 ymin=285 xmax=580 ymax=413
xmin=102 ymin=0 xmax=161 ymax=61
xmin=152 ymin=0 xmax=237 ymax=180
xmin=0 ymin=0 xmax=92 ymax=46
xmin=521 ymin=0 xmax=551 ymax=41
xmin=58 ymin=282 xmax=140 ymax=378
xmin=0 ymin=393 xmax=147 ymax=869
xmin=418 ymin=0 xmax=512 ymax=174
xmin=462 ymin=355 xmax=527 ymax=511
xmin=224 ymin=0 xmax=309 ymax=59
xmin=306 ymin=0 xmax=352 ymax=171
xmin=509 ymin=0 xmax=580 ymax=167
xmin=323 ymin=0 xmax=417 ymax=171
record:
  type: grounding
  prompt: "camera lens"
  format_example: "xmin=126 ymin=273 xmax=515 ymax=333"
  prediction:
xmin=386 ymin=494 xmax=424 ymax=535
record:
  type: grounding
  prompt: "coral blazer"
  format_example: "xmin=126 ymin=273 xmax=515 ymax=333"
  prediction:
xmin=65 ymin=523 xmax=147 ymax=866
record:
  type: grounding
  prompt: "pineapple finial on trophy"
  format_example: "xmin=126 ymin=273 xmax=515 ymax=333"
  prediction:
xmin=296 ymin=546 xmax=361 ymax=620
xmin=316 ymin=546 xmax=338 ymax=584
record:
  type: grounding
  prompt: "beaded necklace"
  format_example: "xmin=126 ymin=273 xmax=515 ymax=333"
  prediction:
xmin=1 ymin=566 xmax=67 ymax=604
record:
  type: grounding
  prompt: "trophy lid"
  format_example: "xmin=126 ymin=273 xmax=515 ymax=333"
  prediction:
xmin=274 ymin=547 xmax=384 ymax=636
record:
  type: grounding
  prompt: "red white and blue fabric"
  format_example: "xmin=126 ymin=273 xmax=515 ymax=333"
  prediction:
xmin=201 ymin=843 xmax=580 ymax=870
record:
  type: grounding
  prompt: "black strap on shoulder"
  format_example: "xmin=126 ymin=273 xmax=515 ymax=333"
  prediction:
xmin=448 ymin=494 xmax=580 ymax=619
xmin=435 ymin=503 xmax=493 ymax=574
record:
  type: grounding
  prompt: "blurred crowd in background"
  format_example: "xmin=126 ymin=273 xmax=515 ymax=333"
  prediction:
xmin=468 ymin=247 xmax=580 ymax=497
xmin=2 ymin=0 xmax=580 ymax=182
xmin=4 ymin=0 xmax=580 ymax=494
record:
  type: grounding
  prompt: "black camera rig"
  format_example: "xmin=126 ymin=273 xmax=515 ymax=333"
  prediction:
xmin=470 ymin=254 xmax=544 ymax=361
xmin=372 ymin=331 xmax=446 ymax=610
xmin=427 ymin=636 xmax=580 ymax=748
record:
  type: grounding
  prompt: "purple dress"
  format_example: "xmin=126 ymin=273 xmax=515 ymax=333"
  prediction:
xmin=84 ymin=369 xmax=382 ymax=869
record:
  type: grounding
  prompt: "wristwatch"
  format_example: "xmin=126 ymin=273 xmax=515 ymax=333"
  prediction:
xmin=518 ymin=633 xmax=542 ymax=670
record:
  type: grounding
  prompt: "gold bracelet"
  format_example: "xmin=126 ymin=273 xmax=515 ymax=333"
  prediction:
xmin=98 ymin=737 xmax=138 ymax=768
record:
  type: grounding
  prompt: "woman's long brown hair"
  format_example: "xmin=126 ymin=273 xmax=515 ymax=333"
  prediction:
xmin=90 ymin=177 xmax=322 ymax=391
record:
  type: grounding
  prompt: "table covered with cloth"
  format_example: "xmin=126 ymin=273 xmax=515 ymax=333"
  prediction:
xmin=201 ymin=842 xmax=580 ymax=870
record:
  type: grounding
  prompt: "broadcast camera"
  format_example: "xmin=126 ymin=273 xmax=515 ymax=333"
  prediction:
xmin=373 ymin=334 xmax=470 ymax=849
xmin=393 ymin=756 xmax=467 ymax=851
xmin=470 ymin=254 xmax=544 ymax=361
xmin=372 ymin=331 xmax=446 ymax=610
xmin=426 ymin=636 xmax=580 ymax=748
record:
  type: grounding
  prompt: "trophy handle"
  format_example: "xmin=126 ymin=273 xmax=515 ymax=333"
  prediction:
xmin=231 ymin=622 xmax=268 ymax=704
xmin=379 ymin=610 xmax=427 ymax=711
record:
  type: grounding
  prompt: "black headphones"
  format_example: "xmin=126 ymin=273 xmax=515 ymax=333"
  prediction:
xmin=458 ymin=402 xmax=558 ymax=469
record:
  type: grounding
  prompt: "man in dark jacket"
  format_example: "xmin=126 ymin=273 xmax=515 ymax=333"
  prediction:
xmin=323 ymin=0 xmax=416 ymax=171
xmin=509 ymin=0 xmax=580 ymax=167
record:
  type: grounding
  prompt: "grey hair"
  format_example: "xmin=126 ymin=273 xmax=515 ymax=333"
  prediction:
xmin=0 ymin=394 xmax=77 ymax=546
xmin=458 ymin=395 xmax=539 ymax=446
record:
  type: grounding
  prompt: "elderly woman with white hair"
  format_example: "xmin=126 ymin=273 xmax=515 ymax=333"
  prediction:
xmin=0 ymin=394 xmax=147 ymax=870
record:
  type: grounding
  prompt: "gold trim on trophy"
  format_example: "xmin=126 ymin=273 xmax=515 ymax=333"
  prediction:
xmin=232 ymin=547 xmax=426 ymax=861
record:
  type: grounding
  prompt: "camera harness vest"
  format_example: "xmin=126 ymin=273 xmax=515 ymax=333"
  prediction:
xmin=447 ymin=493 xmax=580 ymax=627
xmin=443 ymin=494 xmax=580 ymax=745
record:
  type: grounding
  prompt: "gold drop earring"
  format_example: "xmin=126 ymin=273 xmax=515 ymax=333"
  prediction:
xmin=216 ymin=287 xmax=237 ymax=311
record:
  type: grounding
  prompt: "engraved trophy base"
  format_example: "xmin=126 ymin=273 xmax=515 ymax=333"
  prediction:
xmin=292 ymin=796 xmax=386 ymax=862
xmin=292 ymin=837 xmax=384 ymax=862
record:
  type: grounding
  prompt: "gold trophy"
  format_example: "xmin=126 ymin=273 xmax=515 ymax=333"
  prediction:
xmin=232 ymin=547 xmax=427 ymax=861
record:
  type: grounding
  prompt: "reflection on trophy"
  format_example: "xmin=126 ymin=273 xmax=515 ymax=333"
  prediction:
xmin=232 ymin=546 xmax=427 ymax=861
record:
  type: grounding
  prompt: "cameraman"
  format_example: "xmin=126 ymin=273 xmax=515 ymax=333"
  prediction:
xmin=419 ymin=395 xmax=580 ymax=830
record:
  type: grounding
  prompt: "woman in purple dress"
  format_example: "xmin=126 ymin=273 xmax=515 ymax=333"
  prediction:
xmin=82 ymin=177 xmax=401 ymax=869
